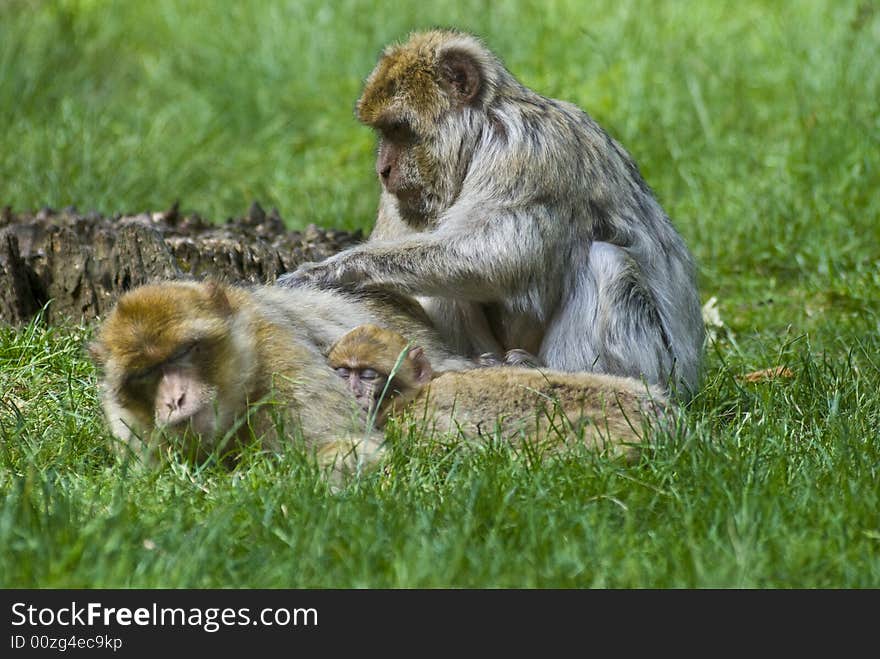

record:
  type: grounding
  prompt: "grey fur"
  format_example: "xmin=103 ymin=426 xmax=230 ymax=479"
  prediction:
xmin=278 ymin=30 xmax=704 ymax=399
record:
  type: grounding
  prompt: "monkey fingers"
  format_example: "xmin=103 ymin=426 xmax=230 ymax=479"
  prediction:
xmin=476 ymin=352 xmax=503 ymax=367
xmin=476 ymin=349 xmax=543 ymax=368
xmin=277 ymin=255 xmax=358 ymax=289
xmin=502 ymin=349 xmax=544 ymax=368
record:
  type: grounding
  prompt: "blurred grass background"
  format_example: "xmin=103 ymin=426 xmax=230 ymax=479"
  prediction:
xmin=1 ymin=0 xmax=879 ymax=587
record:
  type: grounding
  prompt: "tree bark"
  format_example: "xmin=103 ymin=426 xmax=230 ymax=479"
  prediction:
xmin=0 ymin=203 xmax=363 ymax=325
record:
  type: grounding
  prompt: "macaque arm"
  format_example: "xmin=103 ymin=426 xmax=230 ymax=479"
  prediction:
xmin=280 ymin=207 xmax=552 ymax=300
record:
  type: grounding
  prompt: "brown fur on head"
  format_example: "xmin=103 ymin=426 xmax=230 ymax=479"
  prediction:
xmin=356 ymin=29 xmax=499 ymax=129
xmin=89 ymin=280 xmax=233 ymax=375
xmin=327 ymin=324 xmax=432 ymax=422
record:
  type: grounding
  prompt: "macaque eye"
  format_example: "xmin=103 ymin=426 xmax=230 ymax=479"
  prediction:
xmin=172 ymin=340 xmax=203 ymax=363
xmin=127 ymin=365 xmax=159 ymax=387
xmin=335 ymin=367 xmax=351 ymax=379
xmin=360 ymin=368 xmax=380 ymax=381
xmin=381 ymin=121 xmax=416 ymax=143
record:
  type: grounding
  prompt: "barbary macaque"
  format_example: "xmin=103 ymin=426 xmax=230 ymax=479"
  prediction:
xmin=279 ymin=29 xmax=704 ymax=399
xmin=88 ymin=280 xmax=472 ymax=473
xmin=328 ymin=324 xmax=668 ymax=460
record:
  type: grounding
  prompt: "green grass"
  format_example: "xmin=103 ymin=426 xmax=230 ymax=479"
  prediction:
xmin=1 ymin=0 xmax=879 ymax=587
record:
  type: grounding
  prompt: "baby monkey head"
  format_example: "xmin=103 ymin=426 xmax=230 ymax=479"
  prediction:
xmin=327 ymin=324 xmax=432 ymax=423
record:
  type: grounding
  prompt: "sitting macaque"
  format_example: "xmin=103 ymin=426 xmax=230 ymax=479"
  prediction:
xmin=88 ymin=280 xmax=472 ymax=474
xmin=327 ymin=325 xmax=668 ymax=461
xmin=280 ymin=29 xmax=704 ymax=399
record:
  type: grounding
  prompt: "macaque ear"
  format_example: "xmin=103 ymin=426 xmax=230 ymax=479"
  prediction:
xmin=204 ymin=280 xmax=232 ymax=316
xmin=407 ymin=346 xmax=433 ymax=384
xmin=438 ymin=49 xmax=483 ymax=104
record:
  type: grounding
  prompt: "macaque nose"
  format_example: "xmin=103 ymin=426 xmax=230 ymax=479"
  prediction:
xmin=156 ymin=369 xmax=203 ymax=429
xmin=168 ymin=391 xmax=186 ymax=412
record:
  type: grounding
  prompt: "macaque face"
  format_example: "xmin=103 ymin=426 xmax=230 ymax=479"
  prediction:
xmin=333 ymin=365 xmax=390 ymax=415
xmin=375 ymin=121 xmax=421 ymax=198
xmin=327 ymin=325 xmax=434 ymax=424
xmin=356 ymin=59 xmax=455 ymax=224
xmin=373 ymin=120 xmax=440 ymax=225
xmin=90 ymin=282 xmax=245 ymax=462
xmin=115 ymin=339 xmax=222 ymax=439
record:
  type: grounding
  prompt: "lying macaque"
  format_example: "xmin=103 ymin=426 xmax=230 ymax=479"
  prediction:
xmin=328 ymin=324 xmax=668 ymax=460
xmin=89 ymin=280 xmax=472 ymax=473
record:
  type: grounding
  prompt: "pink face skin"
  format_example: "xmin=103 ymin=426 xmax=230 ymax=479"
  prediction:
xmin=331 ymin=345 xmax=433 ymax=424
xmin=333 ymin=365 xmax=387 ymax=413
xmin=153 ymin=365 xmax=218 ymax=436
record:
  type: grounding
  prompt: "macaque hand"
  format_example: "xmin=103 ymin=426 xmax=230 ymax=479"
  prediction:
xmin=277 ymin=252 xmax=367 ymax=289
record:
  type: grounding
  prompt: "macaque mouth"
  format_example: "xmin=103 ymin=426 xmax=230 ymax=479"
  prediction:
xmin=394 ymin=190 xmax=437 ymax=228
xmin=156 ymin=405 xmax=199 ymax=431
xmin=155 ymin=406 xmax=218 ymax=448
xmin=382 ymin=175 xmax=424 ymax=203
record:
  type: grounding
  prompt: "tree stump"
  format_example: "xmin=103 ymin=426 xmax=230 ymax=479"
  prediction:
xmin=0 ymin=203 xmax=363 ymax=326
